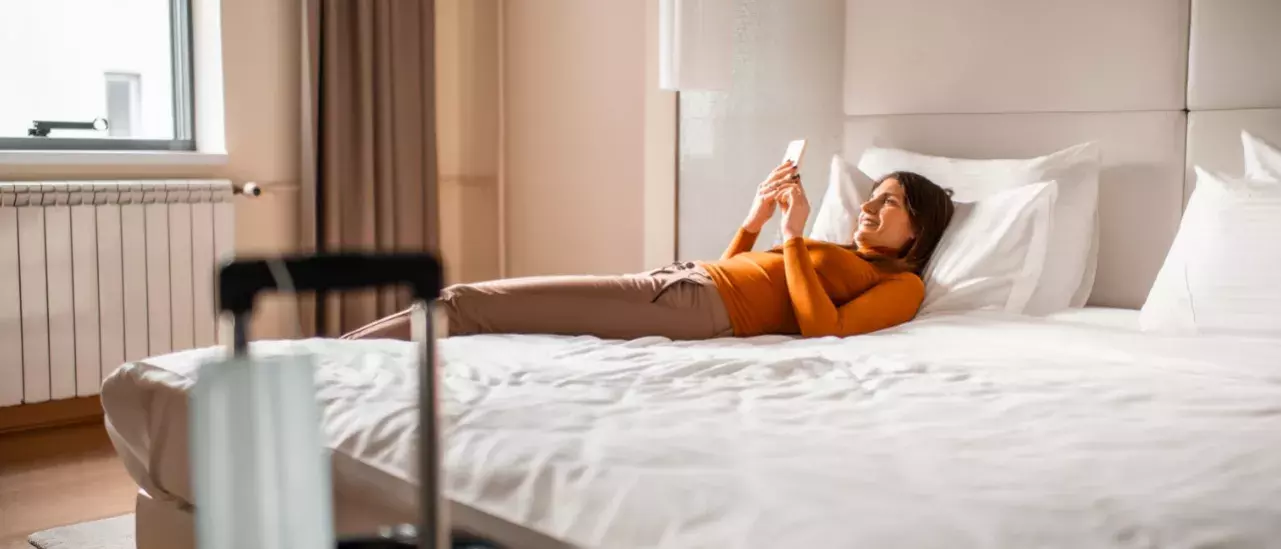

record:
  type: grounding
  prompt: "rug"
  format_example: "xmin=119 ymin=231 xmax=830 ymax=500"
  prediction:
xmin=27 ymin=515 xmax=133 ymax=549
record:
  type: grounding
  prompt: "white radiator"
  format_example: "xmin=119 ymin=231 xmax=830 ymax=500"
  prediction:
xmin=0 ymin=180 xmax=235 ymax=406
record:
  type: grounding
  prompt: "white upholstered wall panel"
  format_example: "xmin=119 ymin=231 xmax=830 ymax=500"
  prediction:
xmin=1186 ymin=109 xmax=1281 ymax=199
xmin=678 ymin=0 xmax=845 ymax=260
xmin=1188 ymin=0 xmax=1281 ymax=110
xmin=844 ymin=111 xmax=1188 ymax=309
xmin=844 ymin=0 xmax=1190 ymax=115
xmin=676 ymin=0 xmax=1273 ymax=310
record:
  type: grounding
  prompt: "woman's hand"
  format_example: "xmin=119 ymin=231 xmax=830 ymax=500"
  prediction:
xmin=777 ymin=180 xmax=810 ymax=241
xmin=743 ymin=161 xmax=799 ymax=233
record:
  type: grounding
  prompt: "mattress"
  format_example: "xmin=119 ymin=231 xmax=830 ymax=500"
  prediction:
xmin=102 ymin=310 xmax=1281 ymax=549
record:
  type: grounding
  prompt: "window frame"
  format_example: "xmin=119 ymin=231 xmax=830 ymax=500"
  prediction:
xmin=0 ymin=0 xmax=196 ymax=152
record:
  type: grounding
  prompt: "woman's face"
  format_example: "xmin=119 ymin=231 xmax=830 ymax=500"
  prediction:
xmin=854 ymin=178 xmax=916 ymax=252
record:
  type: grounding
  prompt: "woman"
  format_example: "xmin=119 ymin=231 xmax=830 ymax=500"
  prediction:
xmin=343 ymin=163 xmax=955 ymax=341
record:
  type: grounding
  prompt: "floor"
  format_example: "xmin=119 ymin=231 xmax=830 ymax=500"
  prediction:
xmin=0 ymin=422 xmax=137 ymax=548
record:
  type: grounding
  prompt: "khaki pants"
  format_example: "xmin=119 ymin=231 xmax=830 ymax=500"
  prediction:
xmin=341 ymin=262 xmax=733 ymax=341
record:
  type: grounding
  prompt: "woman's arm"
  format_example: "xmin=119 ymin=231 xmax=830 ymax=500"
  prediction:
xmin=721 ymin=227 xmax=760 ymax=260
xmin=776 ymin=179 xmax=923 ymax=337
xmin=783 ymin=241 xmax=924 ymax=337
xmin=726 ymin=161 xmax=798 ymax=259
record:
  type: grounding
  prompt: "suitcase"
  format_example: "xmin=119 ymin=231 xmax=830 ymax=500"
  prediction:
xmin=200 ymin=252 xmax=499 ymax=549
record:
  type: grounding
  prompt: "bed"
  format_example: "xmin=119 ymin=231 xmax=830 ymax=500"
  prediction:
xmin=104 ymin=308 xmax=1281 ymax=548
xmin=103 ymin=0 xmax=1281 ymax=547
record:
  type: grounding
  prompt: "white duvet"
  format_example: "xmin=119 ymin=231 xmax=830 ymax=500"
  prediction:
xmin=103 ymin=310 xmax=1281 ymax=549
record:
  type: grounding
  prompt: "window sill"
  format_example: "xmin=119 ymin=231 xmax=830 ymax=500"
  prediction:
xmin=0 ymin=149 xmax=229 ymax=167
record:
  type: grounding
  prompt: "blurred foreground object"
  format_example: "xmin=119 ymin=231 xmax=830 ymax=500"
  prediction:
xmin=191 ymin=253 xmax=451 ymax=549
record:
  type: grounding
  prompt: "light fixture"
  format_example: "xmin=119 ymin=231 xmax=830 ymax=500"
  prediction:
xmin=658 ymin=0 xmax=734 ymax=91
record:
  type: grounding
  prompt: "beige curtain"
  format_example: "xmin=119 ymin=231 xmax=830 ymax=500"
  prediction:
xmin=301 ymin=0 xmax=439 ymax=336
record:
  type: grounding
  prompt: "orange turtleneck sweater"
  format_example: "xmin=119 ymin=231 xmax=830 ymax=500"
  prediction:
xmin=700 ymin=228 xmax=925 ymax=338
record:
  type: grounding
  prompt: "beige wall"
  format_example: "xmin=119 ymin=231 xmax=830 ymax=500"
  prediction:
xmin=436 ymin=0 xmax=502 ymax=285
xmin=0 ymin=0 xmax=302 ymax=339
xmin=502 ymin=0 xmax=658 ymax=277
xmin=218 ymin=0 xmax=301 ymax=339
xmin=643 ymin=1 xmax=678 ymax=269
xmin=438 ymin=0 xmax=674 ymax=281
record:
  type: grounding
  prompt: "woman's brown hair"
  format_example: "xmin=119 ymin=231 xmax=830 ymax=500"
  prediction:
xmin=856 ymin=171 xmax=956 ymax=275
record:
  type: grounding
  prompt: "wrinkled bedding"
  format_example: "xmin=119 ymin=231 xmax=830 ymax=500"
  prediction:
xmin=102 ymin=310 xmax=1281 ymax=548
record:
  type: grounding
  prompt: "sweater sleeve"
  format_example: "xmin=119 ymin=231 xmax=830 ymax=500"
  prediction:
xmin=721 ymin=227 xmax=761 ymax=260
xmin=782 ymin=237 xmax=924 ymax=337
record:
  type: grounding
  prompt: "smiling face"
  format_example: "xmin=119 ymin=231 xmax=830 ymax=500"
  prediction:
xmin=854 ymin=177 xmax=917 ymax=253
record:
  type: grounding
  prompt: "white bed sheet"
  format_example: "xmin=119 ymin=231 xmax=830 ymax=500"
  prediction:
xmin=1041 ymin=306 xmax=1141 ymax=331
xmin=102 ymin=311 xmax=1281 ymax=549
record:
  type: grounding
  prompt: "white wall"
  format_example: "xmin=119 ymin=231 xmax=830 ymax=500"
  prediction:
xmin=0 ymin=0 xmax=175 ymax=139
xmin=678 ymin=0 xmax=846 ymax=259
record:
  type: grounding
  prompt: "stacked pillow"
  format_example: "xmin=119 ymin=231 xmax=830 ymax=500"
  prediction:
xmin=916 ymin=181 xmax=1057 ymax=315
xmin=809 ymin=155 xmax=865 ymax=247
xmin=811 ymin=143 xmax=1101 ymax=317
xmin=1243 ymin=130 xmax=1281 ymax=181
xmin=1139 ymin=132 xmax=1281 ymax=337
xmin=813 ymin=132 xmax=1281 ymax=339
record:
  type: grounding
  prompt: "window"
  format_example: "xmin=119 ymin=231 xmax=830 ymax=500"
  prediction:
xmin=0 ymin=0 xmax=194 ymax=151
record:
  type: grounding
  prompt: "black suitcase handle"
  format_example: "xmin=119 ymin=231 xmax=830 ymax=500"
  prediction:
xmin=217 ymin=252 xmax=444 ymax=315
xmin=214 ymin=251 xmax=461 ymax=549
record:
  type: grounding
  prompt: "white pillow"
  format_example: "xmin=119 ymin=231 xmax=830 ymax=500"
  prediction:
xmin=858 ymin=142 xmax=1101 ymax=315
xmin=1140 ymin=167 xmax=1281 ymax=337
xmin=1242 ymin=130 xmax=1281 ymax=182
xmin=808 ymin=154 xmax=863 ymax=244
xmin=919 ymin=181 xmax=1058 ymax=316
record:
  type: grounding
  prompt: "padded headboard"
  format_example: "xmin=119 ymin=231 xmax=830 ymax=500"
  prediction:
xmin=841 ymin=0 xmax=1281 ymax=309
xmin=1185 ymin=0 xmax=1281 ymax=199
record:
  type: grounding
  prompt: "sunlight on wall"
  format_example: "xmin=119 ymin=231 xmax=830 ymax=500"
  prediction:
xmin=677 ymin=0 xmax=845 ymax=259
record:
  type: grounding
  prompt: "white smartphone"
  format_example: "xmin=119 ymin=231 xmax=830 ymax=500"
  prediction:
xmin=772 ymin=139 xmax=808 ymax=245
xmin=780 ymin=139 xmax=808 ymax=168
